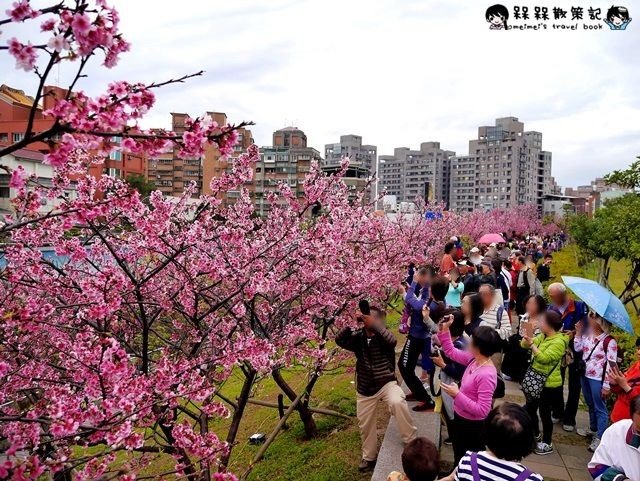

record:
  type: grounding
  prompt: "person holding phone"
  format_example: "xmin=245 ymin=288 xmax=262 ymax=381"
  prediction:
xmin=336 ymin=304 xmax=416 ymax=472
xmin=436 ymin=315 xmax=501 ymax=464
xmin=608 ymin=337 xmax=640 ymax=423
xmin=574 ymin=313 xmax=618 ymax=452
xmin=398 ymin=274 xmax=447 ymax=412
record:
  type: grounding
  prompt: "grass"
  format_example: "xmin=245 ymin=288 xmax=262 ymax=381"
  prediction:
xmin=73 ymin=246 xmax=634 ymax=479
xmin=549 ymin=244 xmax=638 ymax=330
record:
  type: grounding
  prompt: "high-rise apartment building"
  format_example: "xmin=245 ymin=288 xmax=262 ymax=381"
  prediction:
xmin=254 ymin=127 xmax=321 ymax=216
xmin=449 ymin=117 xmax=552 ymax=212
xmin=147 ymin=112 xmax=253 ymax=198
xmin=378 ymin=142 xmax=454 ymax=205
xmin=324 ymin=135 xmax=377 ymax=173
xmin=323 ymin=135 xmax=377 ymax=201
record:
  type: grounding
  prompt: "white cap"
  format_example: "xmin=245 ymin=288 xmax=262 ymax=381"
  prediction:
xmin=450 ymin=236 xmax=458 ymax=242
xmin=470 ymin=247 xmax=480 ymax=253
xmin=490 ymin=242 xmax=497 ymax=247
xmin=470 ymin=256 xmax=483 ymax=266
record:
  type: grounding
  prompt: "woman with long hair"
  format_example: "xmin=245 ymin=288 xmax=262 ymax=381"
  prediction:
xmin=574 ymin=313 xmax=618 ymax=452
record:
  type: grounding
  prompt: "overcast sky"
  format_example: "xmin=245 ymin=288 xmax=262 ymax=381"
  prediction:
xmin=4 ymin=0 xmax=640 ymax=187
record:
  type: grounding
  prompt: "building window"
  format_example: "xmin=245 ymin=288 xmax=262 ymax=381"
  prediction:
xmin=0 ymin=133 xmax=8 ymax=142
xmin=12 ymin=133 xmax=25 ymax=142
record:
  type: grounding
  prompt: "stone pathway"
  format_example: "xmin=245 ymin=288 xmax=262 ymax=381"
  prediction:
xmin=440 ymin=380 xmax=593 ymax=481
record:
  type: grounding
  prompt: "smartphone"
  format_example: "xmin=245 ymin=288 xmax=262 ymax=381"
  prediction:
xmin=608 ymin=360 xmax=617 ymax=368
xmin=440 ymin=314 xmax=454 ymax=324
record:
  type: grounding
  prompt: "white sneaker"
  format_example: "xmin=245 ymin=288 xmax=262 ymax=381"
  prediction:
xmin=535 ymin=442 xmax=554 ymax=455
xmin=577 ymin=427 xmax=596 ymax=438
xmin=562 ymin=424 xmax=575 ymax=432
xmin=551 ymin=417 xmax=561 ymax=424
xmin=588 ymin=437 xmax=601 ymax=452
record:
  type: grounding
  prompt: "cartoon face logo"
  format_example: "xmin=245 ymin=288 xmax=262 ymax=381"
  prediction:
xmin=604 ymin=5 xmax=632 ymax=29
xmin=486 ymin=4 xmax=509 ymax=30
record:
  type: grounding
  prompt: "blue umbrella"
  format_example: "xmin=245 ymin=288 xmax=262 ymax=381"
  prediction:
xmin=562 ymin=276 xmax=635 ymax=334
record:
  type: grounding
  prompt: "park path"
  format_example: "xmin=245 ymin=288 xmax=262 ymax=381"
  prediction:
xmin=439 ymin=380 xmax=593 ymax=481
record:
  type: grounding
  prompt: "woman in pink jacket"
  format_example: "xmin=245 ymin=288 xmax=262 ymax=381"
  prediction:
xmin=438 ymin=319 xmax=502 ymax=464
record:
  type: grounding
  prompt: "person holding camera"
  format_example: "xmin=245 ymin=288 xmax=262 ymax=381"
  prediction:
xmin=336 ymin=305 xmax=416 ymax=473
xmin=398 ymin=275 xmax=448 ymax=412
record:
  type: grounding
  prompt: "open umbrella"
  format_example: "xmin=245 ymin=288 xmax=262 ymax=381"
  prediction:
xmin=562 ymin=275 xmax=634 ymax=334
xmin=478 ymin=233 xmax=506 ymax=244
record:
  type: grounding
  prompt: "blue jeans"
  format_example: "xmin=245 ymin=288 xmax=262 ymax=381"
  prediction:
xmin=581 ymin=377 xmax=609 ymax=439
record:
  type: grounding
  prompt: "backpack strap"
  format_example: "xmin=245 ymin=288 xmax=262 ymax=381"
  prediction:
xmin=514 ymin=467 xmax=534 ymax=481
xmin=469 ymin=452 xmax=482 ymax=481
xmin=496 ymin=306 xmax=505 ymax=329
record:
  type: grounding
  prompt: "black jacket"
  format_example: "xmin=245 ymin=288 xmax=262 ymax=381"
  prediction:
xmin=336 ymin=325 xmax=397 ymax=396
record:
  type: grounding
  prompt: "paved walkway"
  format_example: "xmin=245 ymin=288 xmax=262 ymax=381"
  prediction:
xmin=440 ymin=380 xmax=593 ymax=481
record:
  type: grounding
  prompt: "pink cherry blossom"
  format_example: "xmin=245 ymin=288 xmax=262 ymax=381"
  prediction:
xmin=0 ymin=3 xmax=562 ymax=481
xmin=7 ymin=37 xmax=37 ymax=71
xmin=9 ymin=166 xmax=27 ymax=189
xmin=47 ymin=34 xmax=70 ymax=52
xmin=70 ymin=13 xmax=91 ymax=34
xmin=40 ymin=18 xmax=56 ymax=31
xmin=5 ymin=1 xmax=38 ymax=22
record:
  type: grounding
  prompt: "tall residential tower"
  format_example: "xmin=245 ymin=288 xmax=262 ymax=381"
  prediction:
xmin=449 ymin=117 xmax=552 ymax=212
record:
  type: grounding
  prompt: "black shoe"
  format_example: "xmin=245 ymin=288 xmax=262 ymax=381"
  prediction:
xmin=358 ymin=459 xmax=376 ymax=473
xmin=412 ymin=400 xmax=435 ymax=412
xmin=405 ymin=392 xmax=417 ymax=401
xmin=443 ymin=437 xmax=453 ymax=445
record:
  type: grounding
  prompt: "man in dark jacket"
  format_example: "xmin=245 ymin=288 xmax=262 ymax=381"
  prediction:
xmin=537 ymin=254 xmax=553 ymax=282
xmin=547 ymin=282 xmax=588 ymax=432
xmin=336 ymin=308 xmax=417 ymax=472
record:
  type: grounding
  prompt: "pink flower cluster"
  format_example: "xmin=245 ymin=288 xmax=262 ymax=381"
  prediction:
xmin=4 ymin=0 xmax=129 ymax=70
xmin=5 ymin=0 xmax=38 ymax=22
xmin=6 ymin=37 xmax=37 ymax=71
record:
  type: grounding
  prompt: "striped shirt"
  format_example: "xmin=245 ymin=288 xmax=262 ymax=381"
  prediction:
xmin=455 ymin=451 xmax=543 ymax=481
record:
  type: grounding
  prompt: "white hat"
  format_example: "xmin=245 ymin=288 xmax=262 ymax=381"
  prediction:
xmin=489 ymin=242 xmax=497 ymax=247
xmin=470 ymin=256 xmax=483 ymax=266
xmin=470 ymin=247 xmax=480 ymax=253
xmin=450 ymin=236 xmax=458 ymax=242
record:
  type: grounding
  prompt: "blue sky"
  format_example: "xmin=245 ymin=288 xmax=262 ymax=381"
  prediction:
xmin=3 ymin=0 xmax=640 ymax=188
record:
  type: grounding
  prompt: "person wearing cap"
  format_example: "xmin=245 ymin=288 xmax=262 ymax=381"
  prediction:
xmin=460 ymin=261 xmax=480 ymax=296
xmin=469 ymin=247 xmax=483 ymax=267
xmin=450 ymin=236 xmax=464 ymax=261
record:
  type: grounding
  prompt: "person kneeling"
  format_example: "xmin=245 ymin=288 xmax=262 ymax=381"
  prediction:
xmin=336 ymin=306 xmax=417 ymax=473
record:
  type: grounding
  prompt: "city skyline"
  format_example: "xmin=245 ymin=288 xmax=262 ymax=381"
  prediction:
xmin=3 ymin=0 xmax=639 ymax=187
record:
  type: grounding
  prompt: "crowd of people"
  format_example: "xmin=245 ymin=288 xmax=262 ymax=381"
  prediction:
xmin=337 ymin=231 xmax=640 ymax=481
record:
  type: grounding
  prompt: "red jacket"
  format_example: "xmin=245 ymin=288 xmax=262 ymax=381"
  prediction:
xmin=611 ymin=360 xmax=640 ymax=423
